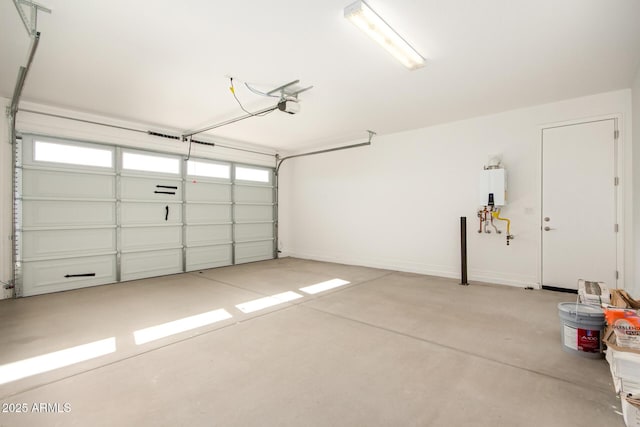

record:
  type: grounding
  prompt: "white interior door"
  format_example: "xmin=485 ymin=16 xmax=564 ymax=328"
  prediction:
xmin=541 ymin=119 xmax=617 ymax=290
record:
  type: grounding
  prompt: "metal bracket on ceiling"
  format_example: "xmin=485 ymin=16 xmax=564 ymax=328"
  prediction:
xmin=266 ymin=80 xmax=314 ymax=100
xmin=13 ymin=0 xmax=51 ymax=37
xmin=182 ymin=79 xmax=313 ymax=139
xmin=366 ymin=129 xmax=376 ymax=143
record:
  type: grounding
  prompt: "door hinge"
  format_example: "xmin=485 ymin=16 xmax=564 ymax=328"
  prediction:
xmin=616 ymin=271 xmax=619 ymax=280
xmin=614 ymin=130 xmax=620 ymax=140
xmin=615 ymin=224 xmax=619 ymax=233
xmin=614 ymin=177 xmax=620 ymax=186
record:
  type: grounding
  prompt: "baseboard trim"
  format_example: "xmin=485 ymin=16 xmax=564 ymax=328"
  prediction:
xmin=541 ymin=285 xmax=578 ymax=294
xmin=284 ymin=250 xmax=538 ymax=289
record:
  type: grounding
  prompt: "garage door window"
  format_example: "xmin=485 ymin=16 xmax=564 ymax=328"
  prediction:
xmin=187 ymin=160 xmax=230 ymax=179
xmin=34 ymin=141 xmax=113 ymax=168
xmin=122 ymin=152 xmax=180 ymax=174
xmin=235 ymin=166 xmax=270 ymax=183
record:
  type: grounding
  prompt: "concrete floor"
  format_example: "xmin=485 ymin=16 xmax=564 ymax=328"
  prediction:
xmin=0 ymin=258 xmax=622 ymax=426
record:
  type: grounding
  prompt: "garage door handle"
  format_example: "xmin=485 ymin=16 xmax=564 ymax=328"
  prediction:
xmin=156 ymin=185 xmax=178 ymax=190
xmin=64 ymin=273 xmax=96 ymax=278
xmin=165 ymin=205 xmax=169 ymax=221
xmin=154 ymin=191 xmax=176 ymax=195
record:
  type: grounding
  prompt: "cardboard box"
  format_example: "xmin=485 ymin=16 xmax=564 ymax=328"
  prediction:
xmin=605 ymin=330 xmax=640 ymax=394
xmin=605 ymin=328 xmax=640 ymax=355
xmin=622 ymin=394 xmax=640 ymax=427
xmin=611 ymin=289 xmax=640 ymax=309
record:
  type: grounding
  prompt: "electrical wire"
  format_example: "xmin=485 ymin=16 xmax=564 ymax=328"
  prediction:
xmin=229 ymin=78 xmax=277 ymax=117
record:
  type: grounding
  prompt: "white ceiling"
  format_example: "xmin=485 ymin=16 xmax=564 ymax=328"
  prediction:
xmin=2 ymin=0 xmax=640 ymax=152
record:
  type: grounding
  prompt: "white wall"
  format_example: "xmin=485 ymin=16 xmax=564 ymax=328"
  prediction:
xmin=632 ymin=66 xmax=640 ymax=297
xmin=0 ymin=98 xmax=277 ymax=299
xmin=280 ymin=90 xmax=633 ymax=288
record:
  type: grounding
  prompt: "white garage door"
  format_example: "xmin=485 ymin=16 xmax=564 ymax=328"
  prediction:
xmin=17 ymin=136 xmax=275 ymax=296
xmin=19 ymin=136 xmax=117 ymax=296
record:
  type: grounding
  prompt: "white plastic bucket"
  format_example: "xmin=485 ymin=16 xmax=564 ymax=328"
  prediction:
xmin=558 ymin=302 xmax=606 ymax=359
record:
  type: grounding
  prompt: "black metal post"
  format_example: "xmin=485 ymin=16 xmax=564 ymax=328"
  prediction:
xmin=460 ymin=217 xmax=469 ymax=285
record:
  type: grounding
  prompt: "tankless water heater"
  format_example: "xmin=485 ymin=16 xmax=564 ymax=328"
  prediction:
xmin=479 ymin=168 xmax=506 ymax=207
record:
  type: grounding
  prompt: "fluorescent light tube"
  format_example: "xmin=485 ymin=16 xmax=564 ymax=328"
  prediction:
xmin=344 ymin=0 xmax=425 ymax=70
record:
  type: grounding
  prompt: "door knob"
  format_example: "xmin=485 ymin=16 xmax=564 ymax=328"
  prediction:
xmin=544 ymin=217 xmax=550 ymax=222
xmin=544 ymin=226 xmax=552 ymax=231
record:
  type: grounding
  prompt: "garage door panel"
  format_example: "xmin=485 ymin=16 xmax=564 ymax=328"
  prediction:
xmin=186 ymin=245 xmax=232 ymax=271
xmin=186 ymin=225 xmax=232 ymax=246
xmin=121 ymin=202 xmax=182 ymax=225
xmin=235 ymin=241 xmax=274 ymax=264
xmin=233 ymin=173 xmax=274 ymax=264
xmin=120 ymin=176 xmax=182 ymax=200
xmin=185 ymin=182 xmax=231 ymax=202
xmin=185 ymin=172 xmax=233 ymax=271
xmin=22 ymin=229 xmax=116 ymax=259
xmin=235 ymin=205 xmax=273 ymax=222
xmin=121 ymin=249 xmax=182 ymax=281
xmin=117 ymin=156 xmax=184 ymax=282
xmin=22 ymin=201 xmax=115 ymax=227
xmin=185 ymin=204 xmax=231 ymax=224
xmin=234 ymin=186 xmax=272 ymax=204
xmin=235 ymin=223 xmax=273 ymax=242
xmin=23 ymin=169 xmax=115 ymax=199
xmin=22 ymin=255 xmax=116 ymax=296
xmin=121 ymin=226 xmax=182 ymax=251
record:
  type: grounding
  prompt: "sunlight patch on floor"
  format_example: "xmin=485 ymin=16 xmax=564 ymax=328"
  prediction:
xmin=0 ymin=338 xmax=117 ymax=385
xmin=134 ymin=309 xmax=233 ymax=345
xmin=300 ymin=279 xmax=351 ymax=295
xmin=235 ymin=291 xmax=303 ymax=314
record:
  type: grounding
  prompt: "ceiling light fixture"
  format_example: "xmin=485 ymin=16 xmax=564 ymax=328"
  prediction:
xmin=344 ymin=0 xmax=425 ymax=70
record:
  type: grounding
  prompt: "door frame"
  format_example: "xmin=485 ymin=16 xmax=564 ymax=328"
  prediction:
xmin=538 ymin=114 xmax=624 ymax=290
